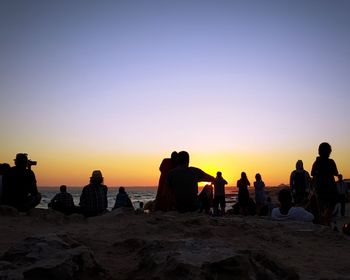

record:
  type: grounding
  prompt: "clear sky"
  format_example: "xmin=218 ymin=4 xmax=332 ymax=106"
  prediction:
xmin=1 ymin=0 xmax=349 ymax=187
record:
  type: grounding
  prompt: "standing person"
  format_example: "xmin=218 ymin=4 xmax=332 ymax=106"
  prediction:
xmin=155 ymin=151 xmax=178 ymax=211
xmin=48 ymin=185 xmax=75 ymax=215
xmin=167 ymin=151 xmax=215 ymax=213
xmin=336 ymin=174 xmax=348 ymax=217
xmin=113 ymin=186 xmax=134 ymax=209
xmin=213 ymin=171 xmax=228 ymax=215
xmin=254 ymin=173 xmax=266 ymax=215
xmin=290 ymin=160 xmax=311 ymax=205
xmin=237 ymin=172 xmax=250 ymax=215
xmin=311 ymin=142 xmax=339 ymax=226
xmin=2 ymin=153 xmax=41 ymax=212
xmin=79 ymin=170 xmax=108 ymax=217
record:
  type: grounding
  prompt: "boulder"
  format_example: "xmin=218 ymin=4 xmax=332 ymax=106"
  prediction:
xmin=0 ymin=234 xmax=106 ymax=280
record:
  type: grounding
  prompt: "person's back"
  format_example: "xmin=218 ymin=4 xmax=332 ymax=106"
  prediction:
xmin=167 ymin=151 xmax=214 ymax=213
xmin=311 ymin=142 xmax=338 ymax=225
xmin=155 ymin=151 xmax=178 ymax=211
xmin=49 ymin=185 xmax=75 ymax=214
xmin=80 ymin=170 xmax=108 ymax=217
xmin=113 ymin=187 xmax=133 ymax=209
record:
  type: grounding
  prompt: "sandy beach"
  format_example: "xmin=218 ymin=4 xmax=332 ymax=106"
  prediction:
xmin=1 ymin=192 xmax=350 ymax=280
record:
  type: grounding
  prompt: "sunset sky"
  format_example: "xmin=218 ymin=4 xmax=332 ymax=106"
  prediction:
xmin=1 ymin=1 xmax=349 ymax=187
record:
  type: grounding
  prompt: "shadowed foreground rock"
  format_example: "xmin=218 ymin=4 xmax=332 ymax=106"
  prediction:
xmin=0 ymin=234 xmax=106 ymax=280
xmin=113 ymin=238 xmax=299 ymax=280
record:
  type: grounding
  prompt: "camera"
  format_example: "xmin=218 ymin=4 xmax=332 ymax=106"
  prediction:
xmin=28 ymin=160 xmax=37 ymax=166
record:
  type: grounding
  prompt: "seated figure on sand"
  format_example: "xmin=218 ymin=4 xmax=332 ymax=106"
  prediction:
xmin=271 ymin=188 xmax=314 ymax=222
xmin=198 ymin=184 xmax=213 ymax=214
xmin=289 ymin=160 xmax=311 ymax=205
xmin=213 ymin=172 xmax=228 ymax=215
xmin=167 ymin=151 xmax=215 ymax=213
xmin=1 ymin=153 xmax=41 ymax=212
xmin=79 ymin=170 xmax=108 ymax=217
xmin=113 ymin=186 xmax=134 ymax=210
xmin=48 ymin=185 xmax=75 ymax=215
xmin=155 ymin=151 xmax=178 ymax=211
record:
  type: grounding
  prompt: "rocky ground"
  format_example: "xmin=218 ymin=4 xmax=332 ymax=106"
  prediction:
xmin=0 ymin=203 xmax=350 ymax=280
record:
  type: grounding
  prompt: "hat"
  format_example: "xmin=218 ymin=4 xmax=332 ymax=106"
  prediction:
xmin=91 ymin=170 xmax=103 ymax=180
xmin=15 ymin=153 xmax=28 ymax=163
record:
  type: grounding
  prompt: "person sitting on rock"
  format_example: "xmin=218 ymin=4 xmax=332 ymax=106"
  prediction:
xmin=113 ymin=187 xmax=134 ymax=210
xmin=79 ymin=170 xmax=108 ymax=217
xmin=167 ymin=151 xmax=215 ymax=213
xmin=48 ymin=185 xmax=75 ymax=215
xmin=271 ymin=188 xmax=314 ymax=222
xmin=2 ymin=153 xmax=41 ymax=212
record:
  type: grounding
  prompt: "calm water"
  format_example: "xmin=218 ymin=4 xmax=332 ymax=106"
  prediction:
xmin=38 ymin=186 xmax=239 ymax=210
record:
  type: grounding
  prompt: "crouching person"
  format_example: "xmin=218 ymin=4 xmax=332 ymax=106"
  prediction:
xmin=2 ymin=153 xmax=41 ymax=212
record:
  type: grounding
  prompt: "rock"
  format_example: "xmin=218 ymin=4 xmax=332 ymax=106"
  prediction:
xmin=123 ymin=238 xmax=299 ymax=280
xmin=0 ymin=234 xmax=107 ymax=280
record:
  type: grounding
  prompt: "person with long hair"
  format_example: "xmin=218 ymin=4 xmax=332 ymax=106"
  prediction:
xmin=237 ymin=172 xmax=250 ymax=215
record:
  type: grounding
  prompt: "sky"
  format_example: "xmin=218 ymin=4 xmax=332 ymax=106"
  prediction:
xmin=1 ymin=0 xmax=350 ymax=187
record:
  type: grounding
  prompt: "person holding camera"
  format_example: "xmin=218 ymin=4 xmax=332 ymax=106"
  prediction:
xmin=1 ymin=153 xmax=41 ymax=212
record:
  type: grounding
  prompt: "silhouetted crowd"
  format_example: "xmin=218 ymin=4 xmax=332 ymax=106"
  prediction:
xmin=0 ymin=143 xmax=349 ymax=232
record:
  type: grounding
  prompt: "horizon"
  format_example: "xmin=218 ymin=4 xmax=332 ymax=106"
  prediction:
xmin=1 ymin=1 xmax=350 ymax=187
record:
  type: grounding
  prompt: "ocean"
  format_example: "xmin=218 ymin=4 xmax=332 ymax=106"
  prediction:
xmin=38 ymin=186 xmax=239 ymax=210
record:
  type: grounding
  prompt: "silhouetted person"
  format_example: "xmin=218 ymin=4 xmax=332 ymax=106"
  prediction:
xmin=135 ymin=201 xmax=144 ymax=214
xmin=198 ymin=184 xmax=213 ymax=214
xmin=155 ymin=151 xmax=178 ymax=211
xmin=79 ymin=170 xmax=108 ymax=217
xmin=48 ymin=185 xmax=75 ymax=215
xmin=311 ymin=142 xmax=339 ymax=226
xmin=213 ymin=171 xmax=228 ymax=215
xmin=290 ymin=160 xmax=311 ymax=205
xmin=271 ymin=188 xmax=314 ymax=222
xmin=336 ymin=174 xmax=348 ymax=217
xmin=0 ymin=163 xmax=11 ymax=204
xmin=254 ymin=173 xmax=266 ymax=215
xmin=237 ymin=172 xmax=250 ymax=215
xmin=2 ymin=153 xmax=41 ymax=212
xmin=167 ymin=151 xmax=215 ymax=213
xmin=113 ymin=186 xmax=134 ymax=209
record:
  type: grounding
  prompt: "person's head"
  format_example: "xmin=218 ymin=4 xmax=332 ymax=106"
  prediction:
xmin=217 ymin=171 xmax=222 ymax=178
xmin=338 ymin=174 xmax=343 ymax=181
xmin=139 ymin=201 xmax=144 ymax=208
xmin=14 ymin=153 xmax=28 ymax=168
xmin=255 ymin=173 xmax=262 ymax=181
xmin=119 ymin=186 xmax=126 ymax=193
xmin=90 ymin=170 xmax=103 ymax=184
xmin=177 ymin=151 xmax=190 ymax=166
xmin=241 ymin=172 xmax=247 ymax=180
xmin=278 ymin=188 xmax=293 ymax=208
xmin=0 ymin=163 xmax=11 ymax=175
xmin=296 ymin=160 xmax=304 ymax=171
xmin=171 ymin=151 xmax=178 ymax=166
xmin=60 ymin=185 xmax=67 ymax=193
xmin=318 ymin=142 xmax=332 ymax=158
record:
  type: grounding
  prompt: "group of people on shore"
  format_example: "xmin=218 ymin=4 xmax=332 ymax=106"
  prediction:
xmin=0 ymin=142 xmax=348 ymax=228
xmin=0 ymin=154 xmax=136 ymax=217
xmin=154 ymin=143 xmax=348 ymax=227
